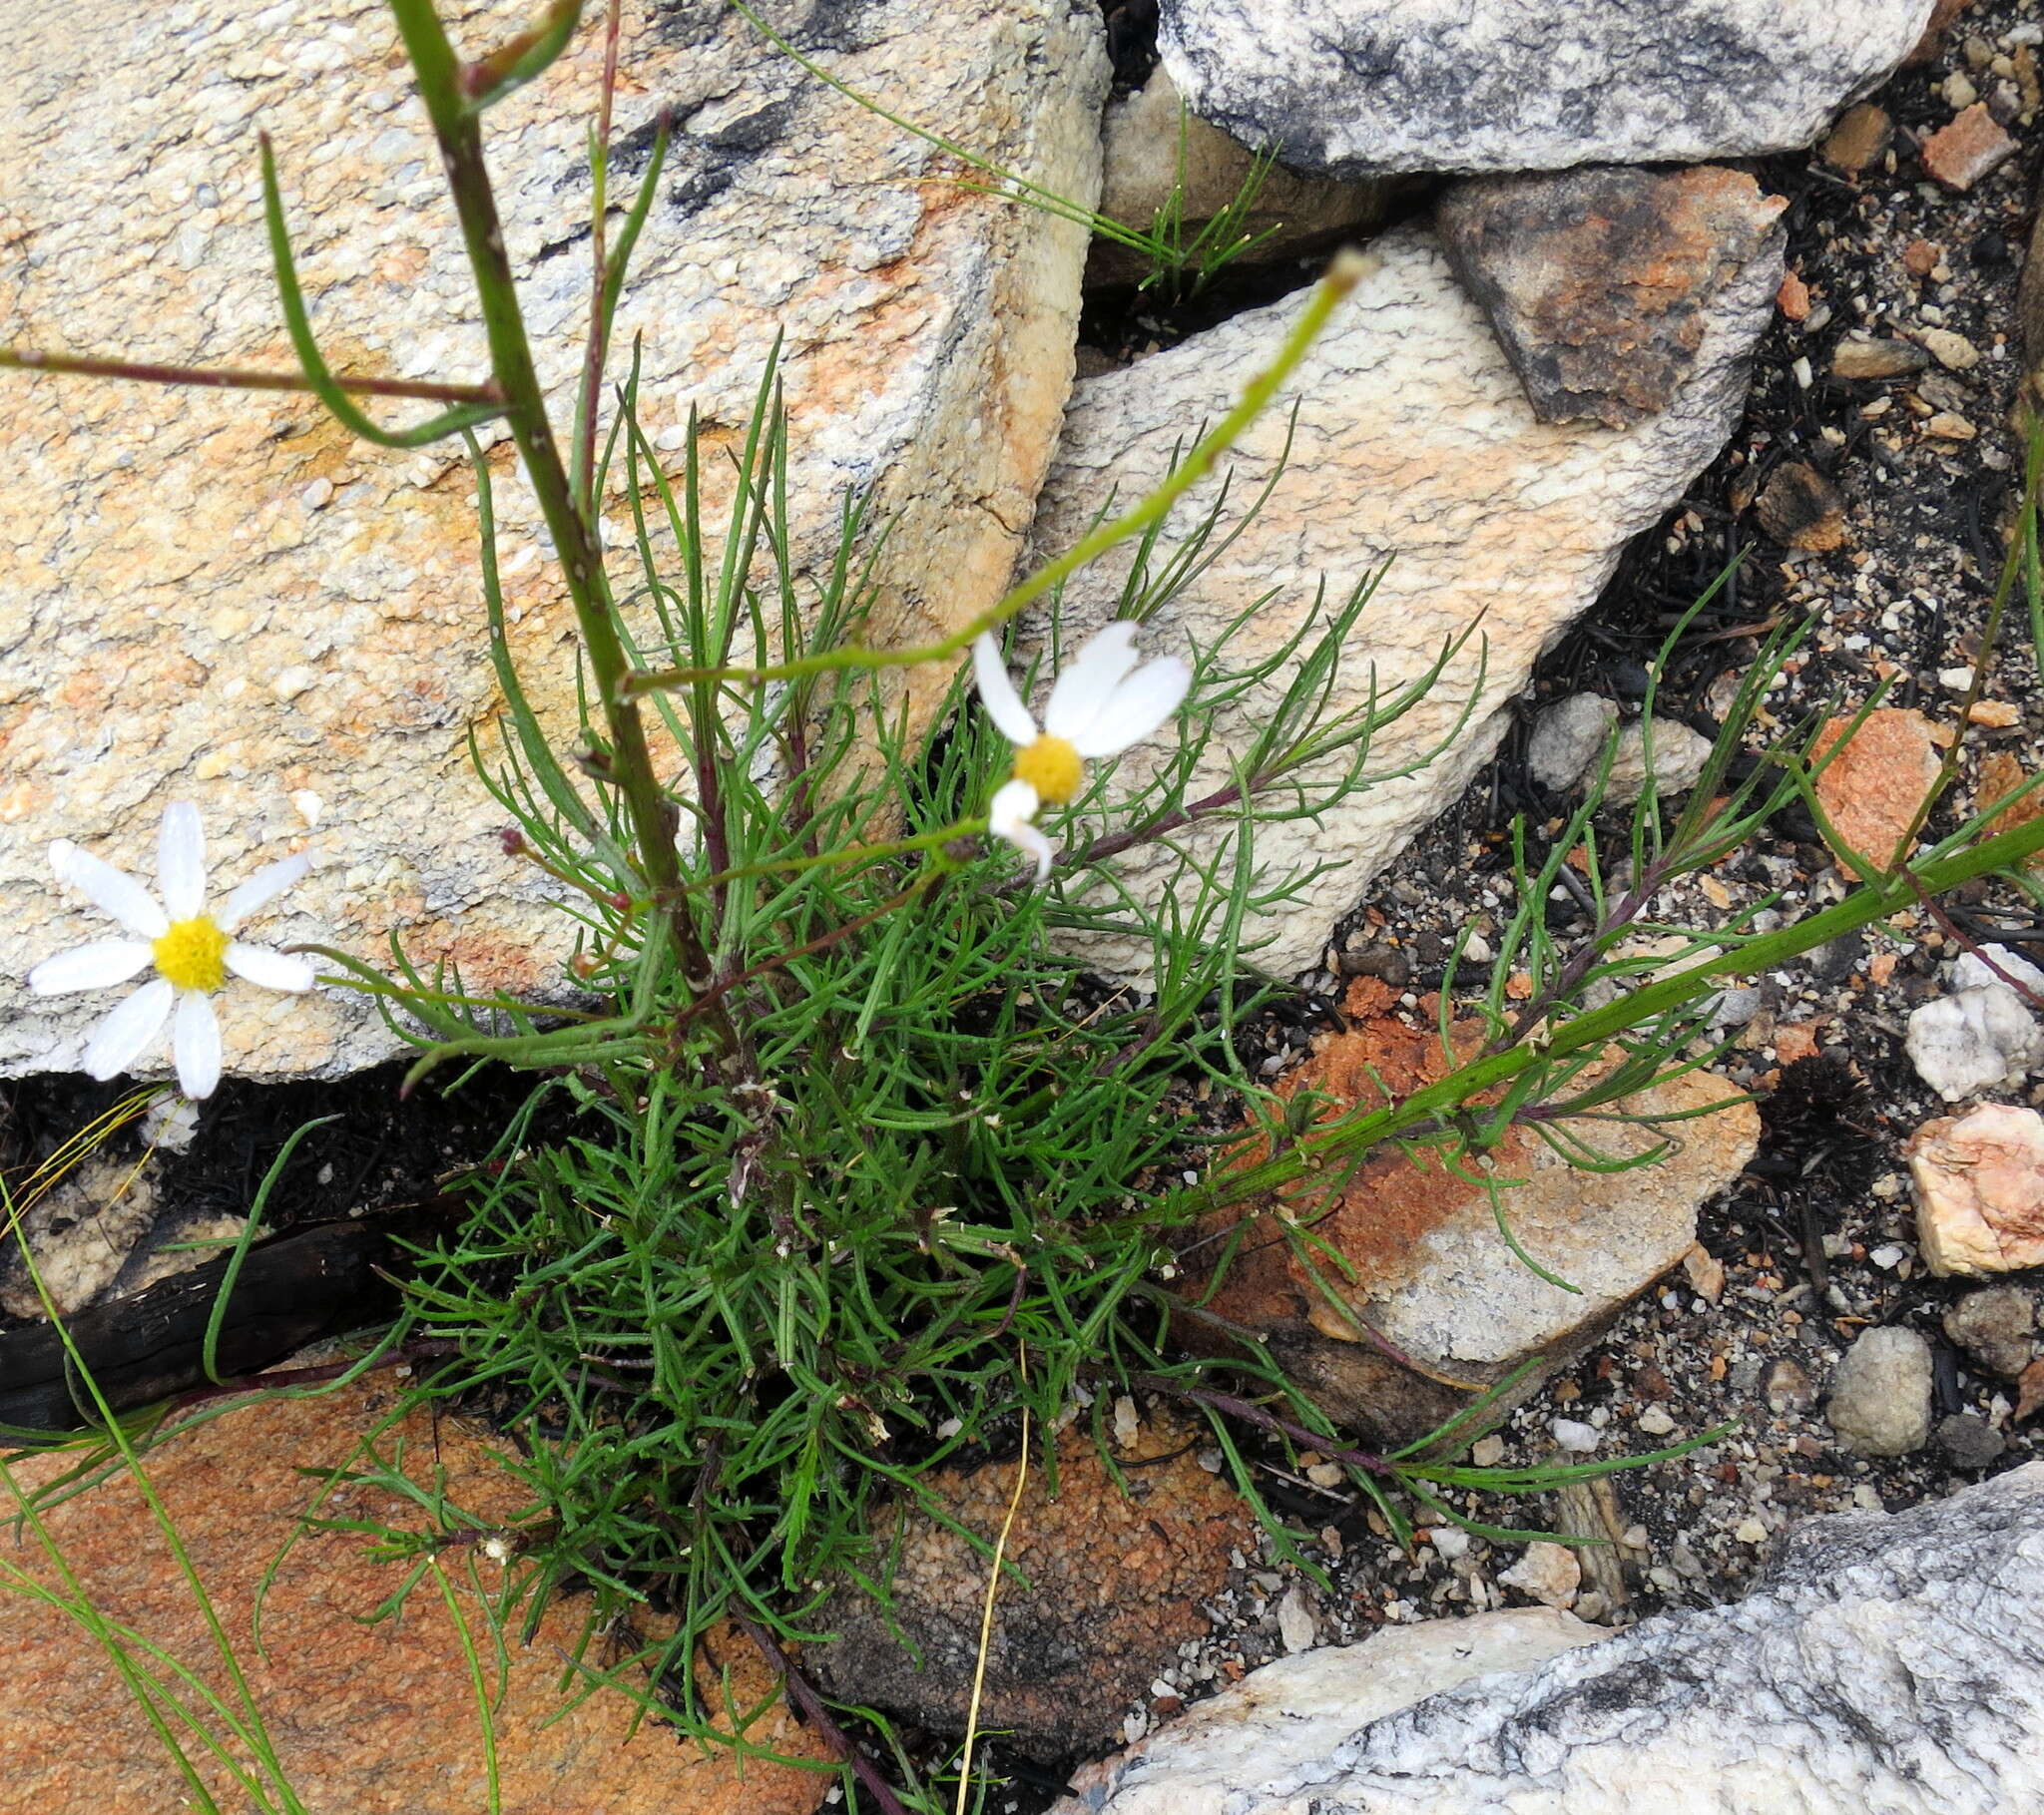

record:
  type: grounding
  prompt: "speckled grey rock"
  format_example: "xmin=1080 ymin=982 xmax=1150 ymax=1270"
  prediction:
xmin=1159 ymin=0 xmax=1936 ymax=177
xmin=1825 ymin=1325 xmax=1934 ymax=1457
xmin=1943 ymin=1285 xmax=2039 ymax=1378
xmin=1604 ymin=717 xmax=1717 ymax=807
xmin=1936 ymin=1413 xmax=2008 ymax=1471
xmin=0 ymin=0 xmax=1107 ymax=1083
xmin=1055 ymin=1464 xmax=2044 ymax=1815
xmin=1027 ymin=219 xmax=1780 ymax=978
xmin=1526 ymin=693 xmax=1616 ymax=792
xmin=1057 ymin=1608 xmax=1604 ymax=1813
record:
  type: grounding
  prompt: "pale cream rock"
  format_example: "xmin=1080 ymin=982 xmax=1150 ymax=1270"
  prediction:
xmin=1824 ymin=1325 xmax=1933 ymax=1457
xmin=1908 ymin=1102 xmax=2044 ymax=1275
xmin=1277 ymin=1584 xmax=1319 ymax=1652
xmin=0 ymin=0 xmax=1108 ymax=1082
xmin=1497 ymin=1541 xmax=1582 ymax=1610
xmin=1094 ymin=65 xmax=1398 ymax=282
xmin=0 ymin=1156 xmax=161 ymax=1318
xmin=1028 ymin=220 xmax=1780 ymax=978
xmin=1905 ymin=987 xmax=2044 ymax=1102
xmin=1603 ymin=715 xmax=1716 ymax=806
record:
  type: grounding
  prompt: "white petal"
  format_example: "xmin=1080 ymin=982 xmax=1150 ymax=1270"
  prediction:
xmin=81 ymin=978 xmax=175 ymax=1081
xmin=27 ymin=939 xmax=154 ymax=996
xmin=1072 ymin=657 xmax=1194 ymax=758
xmin=173 ymin=991 xmax=223 ymax=1100
xmin=158 ymin=801 xmax=207 ymax=921
xmin=1007 ymin=820 xmax=1055 ymax=884
xmin=987 ymin=777 xmax=1053 ymax=883
xmin=987 ymin=776 xmax=1040 ymax=837
xmin=226 ymin=941 xmax=315 ymax=993
xmin=51 ymin=842 xmax=169 ymax=939
xmin=220 ymin=854 xmax=310 ymax=931
xmin=1043 ymin=622 xmax=1142 ymax=743
xmin=972 ymin=633 xmax=1038 ymax=746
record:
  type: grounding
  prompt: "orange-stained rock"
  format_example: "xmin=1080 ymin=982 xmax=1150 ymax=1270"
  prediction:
xmin=1773 ymin=1024 xmax=1820 ymax=1066
xmin=1820 ymin=103 xmax=1893 ymax=176
xmin=1905 ymin=0 xmax=1974 ymax=63
xmin=1921 ymin=103 xmax=2018 ymax=192
xmin=1755 ymin=460 xmax=1847 ymax=552
xmin=1436 ymin=165 xmax=1788 ymax=428
xmin=809 ymin=1412 xmax=1252 ymax=1759
xmin=1908 ymin=1103 xmax=2044 ymax=1277
xmin=1810 ymin=708 xmax=1942 ymax=869
xmin=1188 ymin=981 xmax=1759 ymax=1443
xmin=0 ymin=1382 xmax=826 ymax=1815
xmin=1980 ymin=750 xmax=2044 ymax=865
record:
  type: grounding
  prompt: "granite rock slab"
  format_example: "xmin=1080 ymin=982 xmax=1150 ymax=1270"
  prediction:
xmin=0 ymin=0 xmax=1107 ymax=1081
xmin=1158 ymin=0 xmax=1935 ymax=177
xmin=1057 ymin=1463 xmax=2044 ymax=1815
xmin=1026 ymin=217 xmax=1782 ymax=980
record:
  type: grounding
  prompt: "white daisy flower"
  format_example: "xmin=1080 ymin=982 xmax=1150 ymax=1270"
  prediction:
xmin=973 ymin=622 xmax=1192 ymax=883
xmin=28 ymin=802 xmax=315 ymax=1100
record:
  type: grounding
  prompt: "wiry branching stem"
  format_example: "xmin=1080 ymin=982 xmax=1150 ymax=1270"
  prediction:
xmin=384 ymin=0 xmax=679 ymax=905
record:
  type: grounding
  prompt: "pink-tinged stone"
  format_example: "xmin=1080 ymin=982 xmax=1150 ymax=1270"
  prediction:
xmin=1907 ymin=1103 xmax=2044 ymax=1276
xmin=1921 ymin=103 xmax=2018 ymax=192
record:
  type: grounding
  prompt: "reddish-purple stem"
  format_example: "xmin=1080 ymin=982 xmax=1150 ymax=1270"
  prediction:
xmin=163 ymin=1338 xmax=462 ymax=1415
xmin=1906 ymin=869 xmax=2044 ymax=1015
xmin=1127 ymin=1372 xmax=1397 ymax=1480
xmin=1 ymin=346 xmax=500 ymax=403
xmin=729 ymin=1608 xmax=912 ymax=1815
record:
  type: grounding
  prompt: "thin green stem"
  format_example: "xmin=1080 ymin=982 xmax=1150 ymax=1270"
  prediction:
xmin=1179 ymin=806 xmax=2044 ymax=1219
xmin=570 ymin=0 xmax=626 ymax=516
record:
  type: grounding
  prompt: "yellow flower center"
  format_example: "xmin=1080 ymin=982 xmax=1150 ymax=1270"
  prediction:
xmin=154 ymin=917 xmax=229 ymax=993
xmin=1012 ymin=733 xmax=1083 ymax=805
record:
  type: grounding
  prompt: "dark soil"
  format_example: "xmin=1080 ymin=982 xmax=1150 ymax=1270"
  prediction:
xmin=0 ymin=1062 xmax=546 ymax=1346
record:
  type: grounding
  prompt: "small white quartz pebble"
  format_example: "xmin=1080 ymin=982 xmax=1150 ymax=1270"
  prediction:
xmin=1113 ymin=1394 xmax=1140 ymax=1449
xmin=1552 ymin=1418 xmax=1602 ymax=1453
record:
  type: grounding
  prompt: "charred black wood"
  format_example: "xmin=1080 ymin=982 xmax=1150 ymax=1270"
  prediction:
xmin=0 ymin=1218 xmax=400 ymax=1435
